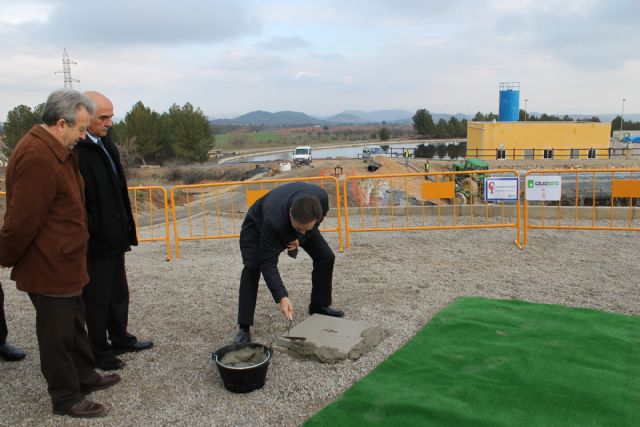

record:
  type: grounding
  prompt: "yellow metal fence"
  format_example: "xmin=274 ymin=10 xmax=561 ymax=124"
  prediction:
xmin=0 ymin=188 xmax=172 ymax=261
xmin=3 ymin=167 xmax=640 ymax=258
xmin=170 ymin=176 xmax=343 ymax=258
xmin=128 ymin=186 xmax=172 ymax=260
xmin=523 ymin=168 xmax=640 ymax=247
xmin=342 ymin=170 xmax=522 ymax=248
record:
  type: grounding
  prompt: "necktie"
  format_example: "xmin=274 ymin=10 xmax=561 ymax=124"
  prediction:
xmin=96 ymin=137 xmax=118 ymax=174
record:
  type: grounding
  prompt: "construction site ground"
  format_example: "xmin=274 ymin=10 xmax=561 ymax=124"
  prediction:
xmin=116 ymin=156 xmax=640 ymax=212
xmin=1 ymin=155 xmax=639 ymax=426
xmin=123 ymin=157 xmax=640 ymax=188
xmin=3 ymin=156 xmax=635 ymax=191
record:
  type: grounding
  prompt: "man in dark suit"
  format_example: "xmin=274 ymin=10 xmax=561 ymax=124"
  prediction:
xmin=234 ymin=182 xmax=344 ymax=344
xmin=76 ymin=91 xmax=152 ymax=371
xmin=0 ymin=282 xmax=25 ymax=361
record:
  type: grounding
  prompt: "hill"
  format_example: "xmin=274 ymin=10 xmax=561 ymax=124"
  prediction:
xmin=326 ymin=113 xmax=369 ymax=124
xmin=211 ymin=110 xmax=322 ymax=126
xmin=208 ymin=109 xmax=637 ymax=127
xmin=340 ymin=109 xmax=414 ymax=122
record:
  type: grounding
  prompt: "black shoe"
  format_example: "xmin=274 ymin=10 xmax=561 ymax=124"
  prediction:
xmin=112 ymin=339 xmax=154 ymax=355
xmin=309 ymin=305 xmax=345 ymax=318
xmin=0 ymin=342 xmax=26 ymax=361
xmin=95 ymin=356 xmax=125 ymax=371
xmin=233 ymin=329 xmax=251 ymax=344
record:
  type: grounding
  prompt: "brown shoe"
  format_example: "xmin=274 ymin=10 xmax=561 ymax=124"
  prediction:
xmin=54 ymin=399 xmax=105 ymax=418
xmin=81 ymin=373 xmax=121 ymax=395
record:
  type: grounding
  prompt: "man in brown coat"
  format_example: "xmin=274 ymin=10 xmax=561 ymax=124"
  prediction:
xmin=0 ymin=89 xmax=120 ymax=418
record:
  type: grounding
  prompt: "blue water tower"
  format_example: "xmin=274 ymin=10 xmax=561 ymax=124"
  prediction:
xmin=498 ymin=82 xmax=520 ymax=121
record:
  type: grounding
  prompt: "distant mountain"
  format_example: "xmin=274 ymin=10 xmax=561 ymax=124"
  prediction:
xmin=326 ymin=113 xmax=369 ymax=123
xmin=211 ymin=108 xmax=420 ymax=126
xmin=569 ymin=113 xmax=640 ymax=122
xmin=327 ymin=109 xmax=459 ymax=124
xmin=211 ymin=110 xmax=322 ymax=126
xmin=208 ymin=109 xmax=638 ymax=127
xmin=341 ymin=109 xmax=414 ymax=122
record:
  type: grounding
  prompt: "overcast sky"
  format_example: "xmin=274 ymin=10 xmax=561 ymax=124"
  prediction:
xmin=0 ymin=0 xmax=638 ymax=120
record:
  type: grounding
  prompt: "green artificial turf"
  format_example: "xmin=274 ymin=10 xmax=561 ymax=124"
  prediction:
xmin=305 ymin=297 xmax=640 ymax=427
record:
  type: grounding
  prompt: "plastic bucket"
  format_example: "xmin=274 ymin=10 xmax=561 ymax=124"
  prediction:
xmin=212 ymin=343 xmax=272 ymax=393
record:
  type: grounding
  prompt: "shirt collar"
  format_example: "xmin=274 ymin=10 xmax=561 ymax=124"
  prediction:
xmin=86 ymin=132 xmax=100 ymax=143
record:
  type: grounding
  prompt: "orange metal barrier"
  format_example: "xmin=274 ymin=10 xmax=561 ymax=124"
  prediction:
xmin=170 ymin=176 xmax=343 ymax=258
xmin=128 ymin=186 xmax=172 ymax=260
xmin=0 ymin=189 xmax=171 ymax=260
xmin=523 ymin=168 xmax=640 ymax=247
xmin=342 ymin=170 xmax=521 ymax=248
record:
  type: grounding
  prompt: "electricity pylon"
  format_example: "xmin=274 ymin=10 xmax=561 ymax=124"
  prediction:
xmin=55 ymin=48 xmax=79 ymax=88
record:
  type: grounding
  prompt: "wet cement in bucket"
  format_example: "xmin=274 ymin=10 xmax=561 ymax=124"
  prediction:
xmin=219 ymin=347 xmax=269 ymax=368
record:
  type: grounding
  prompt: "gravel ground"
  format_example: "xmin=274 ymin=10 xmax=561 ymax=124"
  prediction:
xmin=1 ymin=224 xmax=639 ymax=426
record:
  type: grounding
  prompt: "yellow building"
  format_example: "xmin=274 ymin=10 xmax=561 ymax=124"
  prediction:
xmin=467 ymin=121 xmax=611 ymax=160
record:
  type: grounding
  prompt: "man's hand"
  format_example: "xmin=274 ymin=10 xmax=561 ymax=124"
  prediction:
xmin=286 ymin=239 xmax=299 ymax=251
xmin=279 ymin=297 xmax=293 ymax=321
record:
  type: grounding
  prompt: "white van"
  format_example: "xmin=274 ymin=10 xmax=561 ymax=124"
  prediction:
xmin=362 ymin=145 xmax=385 ymax=161
xmin=292 ymin=146 xmax=312 ymax=165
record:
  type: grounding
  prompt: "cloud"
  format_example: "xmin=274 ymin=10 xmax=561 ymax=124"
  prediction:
xmin=5 ymin=0 xmax=261 ymax=47
xmin=516 ymin=1 xmax=640 ymax=67
xmin=330 ymin=0 xmax=640 ymax=68
xmin=295 ymin=71 xmax=319 ymax=80
xmin=1 ymin=0 xmax=638 ymax=119
xmin=256 ymin=35 xmax=311 ymax=50
xmin=0 ymin=1 xmax=53 ymax=26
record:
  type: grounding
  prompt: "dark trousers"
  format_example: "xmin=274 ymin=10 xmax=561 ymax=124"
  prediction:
xmin=83 ymin=253 xmax=136 ymax=362
xmin=237 ymin=226 xmax=335 ymax=326
xmin=0 ymin=284 xmax=7 ymax=343
xmin=28 ymin=293 xmax=99 ymax=411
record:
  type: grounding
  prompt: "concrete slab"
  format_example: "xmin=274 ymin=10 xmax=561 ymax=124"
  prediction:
xmin=274 ymin=314 xmax=383 ymax=363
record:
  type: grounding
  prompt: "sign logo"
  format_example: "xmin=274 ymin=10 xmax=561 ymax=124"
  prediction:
xmin=525 ymin=175 xmax=562 ymax=201
xmin=484 ymin=177 xmax=518 ymax=201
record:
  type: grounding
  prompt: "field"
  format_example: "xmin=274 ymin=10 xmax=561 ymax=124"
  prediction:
xmin=213 ymin=125 xmax=411 ymax=151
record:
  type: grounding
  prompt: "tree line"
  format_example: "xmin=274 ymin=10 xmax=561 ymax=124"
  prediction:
xmin=412 ymin=109 xmax=468 ymax=139
xmin=3 ymin=101 xmax=640 ymax=165
xmin=414 ymin=141 xmax=467 ymax=159
xmin=610 ymin=116 xmax=640 ymax=135
xmin=1 ymin=101 xmax=214 ymax=166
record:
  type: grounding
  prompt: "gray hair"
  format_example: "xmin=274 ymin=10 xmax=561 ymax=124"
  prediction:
xmin=42 ymin=89 xmax=96 ymax=126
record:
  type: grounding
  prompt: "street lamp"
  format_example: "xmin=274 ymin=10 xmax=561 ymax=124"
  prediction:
xmin=524 ymin=99 xmax=528 ymax=121
xmin=620 ymin=98 xmax=626 ymax=141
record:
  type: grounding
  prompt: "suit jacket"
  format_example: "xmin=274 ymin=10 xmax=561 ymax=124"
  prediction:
xmin=240 ymin=182 xmax=330 ymax=302
xmin=76 ymin=130 xmax=137 ymax=261
xmin=0 ymin=125 xmax=89 ymax=294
